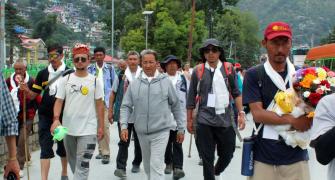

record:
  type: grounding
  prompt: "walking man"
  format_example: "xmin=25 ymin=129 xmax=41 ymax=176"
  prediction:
xmin=161 ymin=55 xmax=187 ymax=179
xmin=110 ymin=51 xmax=143 ymax=178
xmin=88 ymin=47 xmax=115 ymax=164
xmin=51 ymin=44 xmax=104 ymax=180
xmin=24 ymin=44 xmax=72 ymax=180
xmin=187 ymin=39 xmax=245 ymax=180
xmin=120 ymin=49 xmax=185 ymax=180
xmin=243 ymin=21 xmax=311 ymax=180
xmin=1 ymin=73 xmax=20 ymax=179
xmin=6 ymin=60 xmax=40 ymax=177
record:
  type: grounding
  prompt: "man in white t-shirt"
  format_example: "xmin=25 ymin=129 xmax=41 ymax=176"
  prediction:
xmin=51 ymin=44 xmax=105 ymax=180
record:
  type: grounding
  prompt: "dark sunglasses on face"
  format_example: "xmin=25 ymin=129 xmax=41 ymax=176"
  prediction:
xmin=73 ymin=57 xmax=87 ymax=63
xmin=204 ymin=46 xmax=220 ymax=54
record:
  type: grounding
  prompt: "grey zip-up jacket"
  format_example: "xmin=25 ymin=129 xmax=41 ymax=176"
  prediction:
xmin=120 ymin=73 xmax=184 ymax=134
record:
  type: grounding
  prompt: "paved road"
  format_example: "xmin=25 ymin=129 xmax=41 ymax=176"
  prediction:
xmin=2 ymin=119 xmax=328 ymax=180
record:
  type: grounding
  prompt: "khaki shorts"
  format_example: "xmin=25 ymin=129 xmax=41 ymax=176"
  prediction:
xmin=248 ymin=161 xmax=310 ymax=180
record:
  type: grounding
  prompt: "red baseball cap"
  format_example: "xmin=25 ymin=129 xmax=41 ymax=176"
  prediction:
xmin=264 ymin=21 xmax=292 ymax=40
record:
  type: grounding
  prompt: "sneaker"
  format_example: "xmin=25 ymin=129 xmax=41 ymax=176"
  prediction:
xmin=102 ymin=155 xmax=110 ymax=164
xmin=131 ymin=165 xmax=140 ymax=173
xmin=95 ymin=154 xmax=103 ymax=159
xmin=114 ymin=169 xmax=127 ymax=178
xmin=173 ymin=168 xmax=185 ymax=179
xmin=61 ymin=176 xmax=69 ymax=180
xmin=198 ymin=159 xmax=203 ymax=166
xmin=164 ymin=164 xmax=173 ymax=174
xmin=19 ymin=170 xmax=24 ymax=178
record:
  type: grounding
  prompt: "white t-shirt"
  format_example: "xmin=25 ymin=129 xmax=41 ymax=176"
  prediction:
xmin=56 ymin=73 xmax=104 ymax=136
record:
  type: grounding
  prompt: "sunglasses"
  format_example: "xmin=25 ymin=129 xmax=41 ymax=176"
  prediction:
xmin=48 ymin=53 xmax=60 ymax=59
xmin=73 ymin=57 xmax=87 ymax=63
xmin=203 ymin=47 xmax=220 ymax=54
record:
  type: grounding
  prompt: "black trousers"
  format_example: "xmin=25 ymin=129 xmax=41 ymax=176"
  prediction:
xmin=164 ymin=130 xmax=184 ymax=169
xmin=116 ymin=123 xmax=142 ymax=170
xmin=196 ymin=123 xmax=236 ymax=180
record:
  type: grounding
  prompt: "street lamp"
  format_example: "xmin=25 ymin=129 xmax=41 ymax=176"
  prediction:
xmin=142 ymin=11 xmax=153 ymax=49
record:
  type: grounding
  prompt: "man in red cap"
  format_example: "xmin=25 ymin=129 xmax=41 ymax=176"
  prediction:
xmin=51 ymin=44 xmax=105 ymax=180
xmin=243 ymin=22 xmax=311 ymax=180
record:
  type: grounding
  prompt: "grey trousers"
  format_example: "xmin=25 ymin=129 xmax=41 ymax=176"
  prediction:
xmin=138 ymin=130 xmax=170 ymax=180
xmin=64 ymin=135 xmax=97 ymax=180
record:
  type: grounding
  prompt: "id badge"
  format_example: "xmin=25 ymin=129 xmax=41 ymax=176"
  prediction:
xmin=207 ymin=93 xmax=216 ymax=107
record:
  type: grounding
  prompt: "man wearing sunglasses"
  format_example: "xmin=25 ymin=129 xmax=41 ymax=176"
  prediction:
xmin=186 ymin=39 xmax=245 ymax=180
xmin=87 ymin=47 xmax=116 ymax=164
xmin=51 ymin=44 xmax=104 ymax=180
xmin=23 ymin=44 xmax=72 ymax=180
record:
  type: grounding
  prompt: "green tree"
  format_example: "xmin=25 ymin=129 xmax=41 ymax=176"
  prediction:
xmin=120 ymin=29 xmax=146 ymax=53
xmin=320 ymin=26 xmax=335 ymax=45
xmin=5 ymin=2 xmax=30 ymax=65
xmin=213 ymin=9 xmax=260 ymax=67
xmin=32 ymin=14 xmax=57 ymax=42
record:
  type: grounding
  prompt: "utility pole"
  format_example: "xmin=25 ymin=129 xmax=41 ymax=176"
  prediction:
xmin=0 ymin=0 xmax=5 ymax=69
xmin=187 ymin=0 xmax=196 ymax=64
xmin=111 ymin=0 xmax=114 ymax=57
xmin=143 ymin=11 xmax=153 ymax=49
xmin=145 ymin=15 xmax=148 ymax=49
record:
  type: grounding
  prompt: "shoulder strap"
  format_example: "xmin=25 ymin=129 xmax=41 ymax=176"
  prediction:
xmin=221 ymin=62 xmax=235 ymax=96
xmin=256 ymin=64 xmax=265 ymax=88
xmin=253 ymin=64 xmax=266 ymax=135
xmin=196 ymin=63 xmax=205 ymax=80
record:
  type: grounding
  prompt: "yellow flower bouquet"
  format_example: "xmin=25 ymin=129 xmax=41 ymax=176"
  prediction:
xmin=272 ymin=88 xmax=313 ymax=149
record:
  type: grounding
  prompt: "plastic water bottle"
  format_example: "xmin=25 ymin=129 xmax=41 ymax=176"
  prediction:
xmin=241 ymin=136 xmax=255 ymax=176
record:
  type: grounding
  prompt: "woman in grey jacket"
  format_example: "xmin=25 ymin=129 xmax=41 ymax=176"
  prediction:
xmin=119 ymin=49 xmax=185 ymax=180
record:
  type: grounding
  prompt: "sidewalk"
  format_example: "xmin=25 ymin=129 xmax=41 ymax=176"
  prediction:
xmin=2 ymin=119 xmax=328 ymax=180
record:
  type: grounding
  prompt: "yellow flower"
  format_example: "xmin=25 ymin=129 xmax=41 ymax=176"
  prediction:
xmin=316 ymin=68 xmax=327 ymax=80
xmin=275 ymin=91 xmax=294 ymax=113
xmin=307 ymin=111 xmax=315 ymax=118
xmin=300 ymin=74 xmax=317 ymax=88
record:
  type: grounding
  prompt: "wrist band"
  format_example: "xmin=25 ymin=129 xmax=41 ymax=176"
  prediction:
xmin=8 ymin=157 xmax=17 ymax=161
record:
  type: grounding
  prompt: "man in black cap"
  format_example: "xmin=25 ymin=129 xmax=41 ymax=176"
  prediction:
xmin=186 ymin=39 xmax=245 ymax=180
xmin=161 ymin=55 xmax=187 ymax=179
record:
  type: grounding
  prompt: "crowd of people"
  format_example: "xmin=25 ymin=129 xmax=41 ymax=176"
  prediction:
xmin=0 ymin=21 xmax=334 ymax=180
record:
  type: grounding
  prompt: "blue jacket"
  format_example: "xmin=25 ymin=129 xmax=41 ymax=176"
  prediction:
xmin=87 ymin=63 xmax=116 ymax=108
